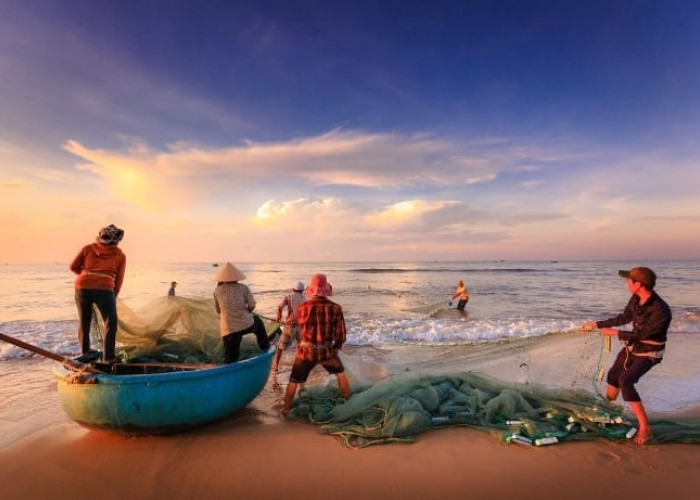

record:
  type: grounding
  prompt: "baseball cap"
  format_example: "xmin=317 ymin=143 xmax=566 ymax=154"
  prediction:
xmin=618 ymin=267 xmax=656 ymax=288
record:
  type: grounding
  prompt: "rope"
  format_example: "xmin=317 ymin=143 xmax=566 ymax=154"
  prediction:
xmin=589 ymin=329 xmax=612 ymax=399
xmin=91 ymin=303 xmax=104 ymax=350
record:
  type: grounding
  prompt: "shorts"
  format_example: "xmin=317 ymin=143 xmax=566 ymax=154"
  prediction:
xmin=289 ymin=354 xmax=345 ymax=384
xmin=607 ymin=348 xmax=661 ymax=401
xmin=277 ymin=324 xmax=300 ymax=350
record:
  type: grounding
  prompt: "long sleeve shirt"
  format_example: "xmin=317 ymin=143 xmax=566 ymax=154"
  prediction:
xmin=597 ymin=293 xmax=672 ymax=355
xmin=70 ymin=242 xmax=126 ymax=296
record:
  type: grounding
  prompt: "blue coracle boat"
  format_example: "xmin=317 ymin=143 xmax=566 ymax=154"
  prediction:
xmin=53 ymin=348 xmax=274 ymax=432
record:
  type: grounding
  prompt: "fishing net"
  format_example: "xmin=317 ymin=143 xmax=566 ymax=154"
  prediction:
xmin=93 ymin=296 xmax=278 ymax=363
xmin=94 ymin=298 xmax=700 ymax=447
xmin=289 ymin=368 xmax=700 ymax=448
xmin=287 ymin=328 xmax=700 ymax=448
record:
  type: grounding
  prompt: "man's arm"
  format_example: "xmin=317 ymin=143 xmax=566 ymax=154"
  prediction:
xmin=596 ymin=297 xmax=635 ymax=328
xmin=276 ymin=296 xmax=288 ymax=322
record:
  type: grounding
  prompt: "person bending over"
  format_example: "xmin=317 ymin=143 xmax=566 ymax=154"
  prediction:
xmin=213 ymin=262 xmax=270 ymax=363
xmin=282 ymin=273 xmax=351 ymax=417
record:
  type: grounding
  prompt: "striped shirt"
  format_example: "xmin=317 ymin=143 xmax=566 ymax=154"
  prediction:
xmin=296 ymin=296 xmax=346 ymax=361
xmin=213 ymin=282 xmax=256 ymax=336
xmin=277 ymin=291 xmax=307 ymax=325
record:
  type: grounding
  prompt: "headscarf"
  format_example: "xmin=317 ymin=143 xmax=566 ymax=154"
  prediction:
xmin=98 ymin=224 xmax=124 ymax=246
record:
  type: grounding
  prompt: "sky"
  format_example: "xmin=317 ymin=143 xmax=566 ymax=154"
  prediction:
xmin=1 ymin=0 xmax=699 ymax=264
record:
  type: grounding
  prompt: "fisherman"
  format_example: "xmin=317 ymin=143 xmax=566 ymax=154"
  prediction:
xmin=273 ymin=281 xmax=306 ymax=372
xmin=583 ymin=267 xmax=672 ymax=445
xmin=451 ymin=279 xmax=470 ymax=311
xmin=282 ymin=273 xmax=351 ymax=417
xmin=69 ymin=224 xmax=126 ymax=362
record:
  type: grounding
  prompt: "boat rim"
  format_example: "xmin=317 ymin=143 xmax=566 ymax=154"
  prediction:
xmin=53 ymin=347 xmax=274 ymax=385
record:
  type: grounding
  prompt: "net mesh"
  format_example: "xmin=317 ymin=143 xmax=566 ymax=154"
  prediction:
xmin=289 ymin=368 xmax=700 ymax=448
xmin=287 ymin=326 xmax=700 ymax=448
xmin=98 ymin=298 xmax=700 ymax=447
xmin=110 ymin=296 xmax=277 ymax=363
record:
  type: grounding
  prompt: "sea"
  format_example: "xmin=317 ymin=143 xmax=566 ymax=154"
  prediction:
xmin=1 ymin=260 xmax=699 ymax=416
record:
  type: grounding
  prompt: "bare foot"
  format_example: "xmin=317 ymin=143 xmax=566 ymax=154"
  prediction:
xmin=633 ymin=431 xmax=653 ymax=445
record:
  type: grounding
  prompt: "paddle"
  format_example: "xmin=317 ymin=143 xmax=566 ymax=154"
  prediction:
xmin=0 ymin=332 xmax=105 ymax=374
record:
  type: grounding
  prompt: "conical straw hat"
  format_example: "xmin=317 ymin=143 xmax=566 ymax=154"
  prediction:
xmin=212 ymin=262 xmax=246 ymax=282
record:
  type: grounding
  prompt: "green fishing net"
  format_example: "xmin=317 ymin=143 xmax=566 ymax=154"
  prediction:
xmin=96 ymin=298 xmax=700 ymax=447
xmin=93 ymin=296 xmax=278 ymax=363
xmin=288 ymin=370 xmax=700 ymax=448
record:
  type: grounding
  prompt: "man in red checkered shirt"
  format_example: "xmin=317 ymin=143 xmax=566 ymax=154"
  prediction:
xmin=282 ymin=273 xmax=352 ymax=417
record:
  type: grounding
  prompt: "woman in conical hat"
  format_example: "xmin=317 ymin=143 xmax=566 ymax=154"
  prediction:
xmin=212 ymin=262 xmax=269 ymax=363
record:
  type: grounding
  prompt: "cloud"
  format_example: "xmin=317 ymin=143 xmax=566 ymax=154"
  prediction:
xmin=4 ymin=126 xmax=699 ymax=263
xmin=61 ymin=128 xmax=578 ymax=213
xmin=0 ymin=178 xmax=31 ymax=192
xmin=364 ymin=199 xmax=468 ymax=232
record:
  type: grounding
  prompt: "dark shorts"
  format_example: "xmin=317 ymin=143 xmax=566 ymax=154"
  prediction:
xmin=289 ymin=354 xmax=345 ymax=384
xmin=607 ymin=348 xmax=661 ymax=402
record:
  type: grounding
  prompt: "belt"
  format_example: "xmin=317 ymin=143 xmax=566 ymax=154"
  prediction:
xmin=627 ymin=341 xmax=665 ymax=359
xmin=82 ymin=270 xmax=115 ymax=281
xmin=640 ymin=339 xmax=665 ymax=346
xmin=631 ymin=349 xmax=665 ymax=359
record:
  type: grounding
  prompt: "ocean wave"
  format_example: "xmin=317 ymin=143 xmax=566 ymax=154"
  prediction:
xmin=345 ymin=316 xmax=581 ymax=346
xmin=0 ymin=320 xmax=80 ymax=360
xmin=350 ymin=267 xmax=551 ymax=274
xmin=2 ymin=311 xmax=697 ymax=361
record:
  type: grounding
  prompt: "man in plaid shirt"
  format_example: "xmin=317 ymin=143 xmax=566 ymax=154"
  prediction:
xmin=282 ymin=273 xmax=352 ymax=417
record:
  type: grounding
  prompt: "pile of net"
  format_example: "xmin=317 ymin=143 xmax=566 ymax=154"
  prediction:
xmin=99 ymin=296 xmax=278 ymax=363
xmin=287 ymin=370 xmax=700 ymax=448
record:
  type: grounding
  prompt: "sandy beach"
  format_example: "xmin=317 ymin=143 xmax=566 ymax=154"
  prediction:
xmin=2 ymin=358 xmax=700 ymax=500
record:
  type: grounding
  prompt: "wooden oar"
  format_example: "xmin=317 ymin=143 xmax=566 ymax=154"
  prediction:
xmin=0 ymin=332 xmax=105 ymax=374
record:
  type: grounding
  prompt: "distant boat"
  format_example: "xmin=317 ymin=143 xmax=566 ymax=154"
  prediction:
xmin=53 ymin=348 xmax=274 ymax=432
xmin=212 ymin=263 xmax=219 ymax=267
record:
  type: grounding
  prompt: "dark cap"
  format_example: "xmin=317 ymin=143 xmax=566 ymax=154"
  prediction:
xmin=618 ymin=267 xmax=656 ymax=288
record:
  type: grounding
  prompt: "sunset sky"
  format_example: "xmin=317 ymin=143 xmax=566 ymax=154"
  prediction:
xmin=1 ymin=0 xmax=699 ymax=263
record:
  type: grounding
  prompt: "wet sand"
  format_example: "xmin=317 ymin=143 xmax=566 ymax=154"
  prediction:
xmin=1 ymin=359 xmax=699 ymax=500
